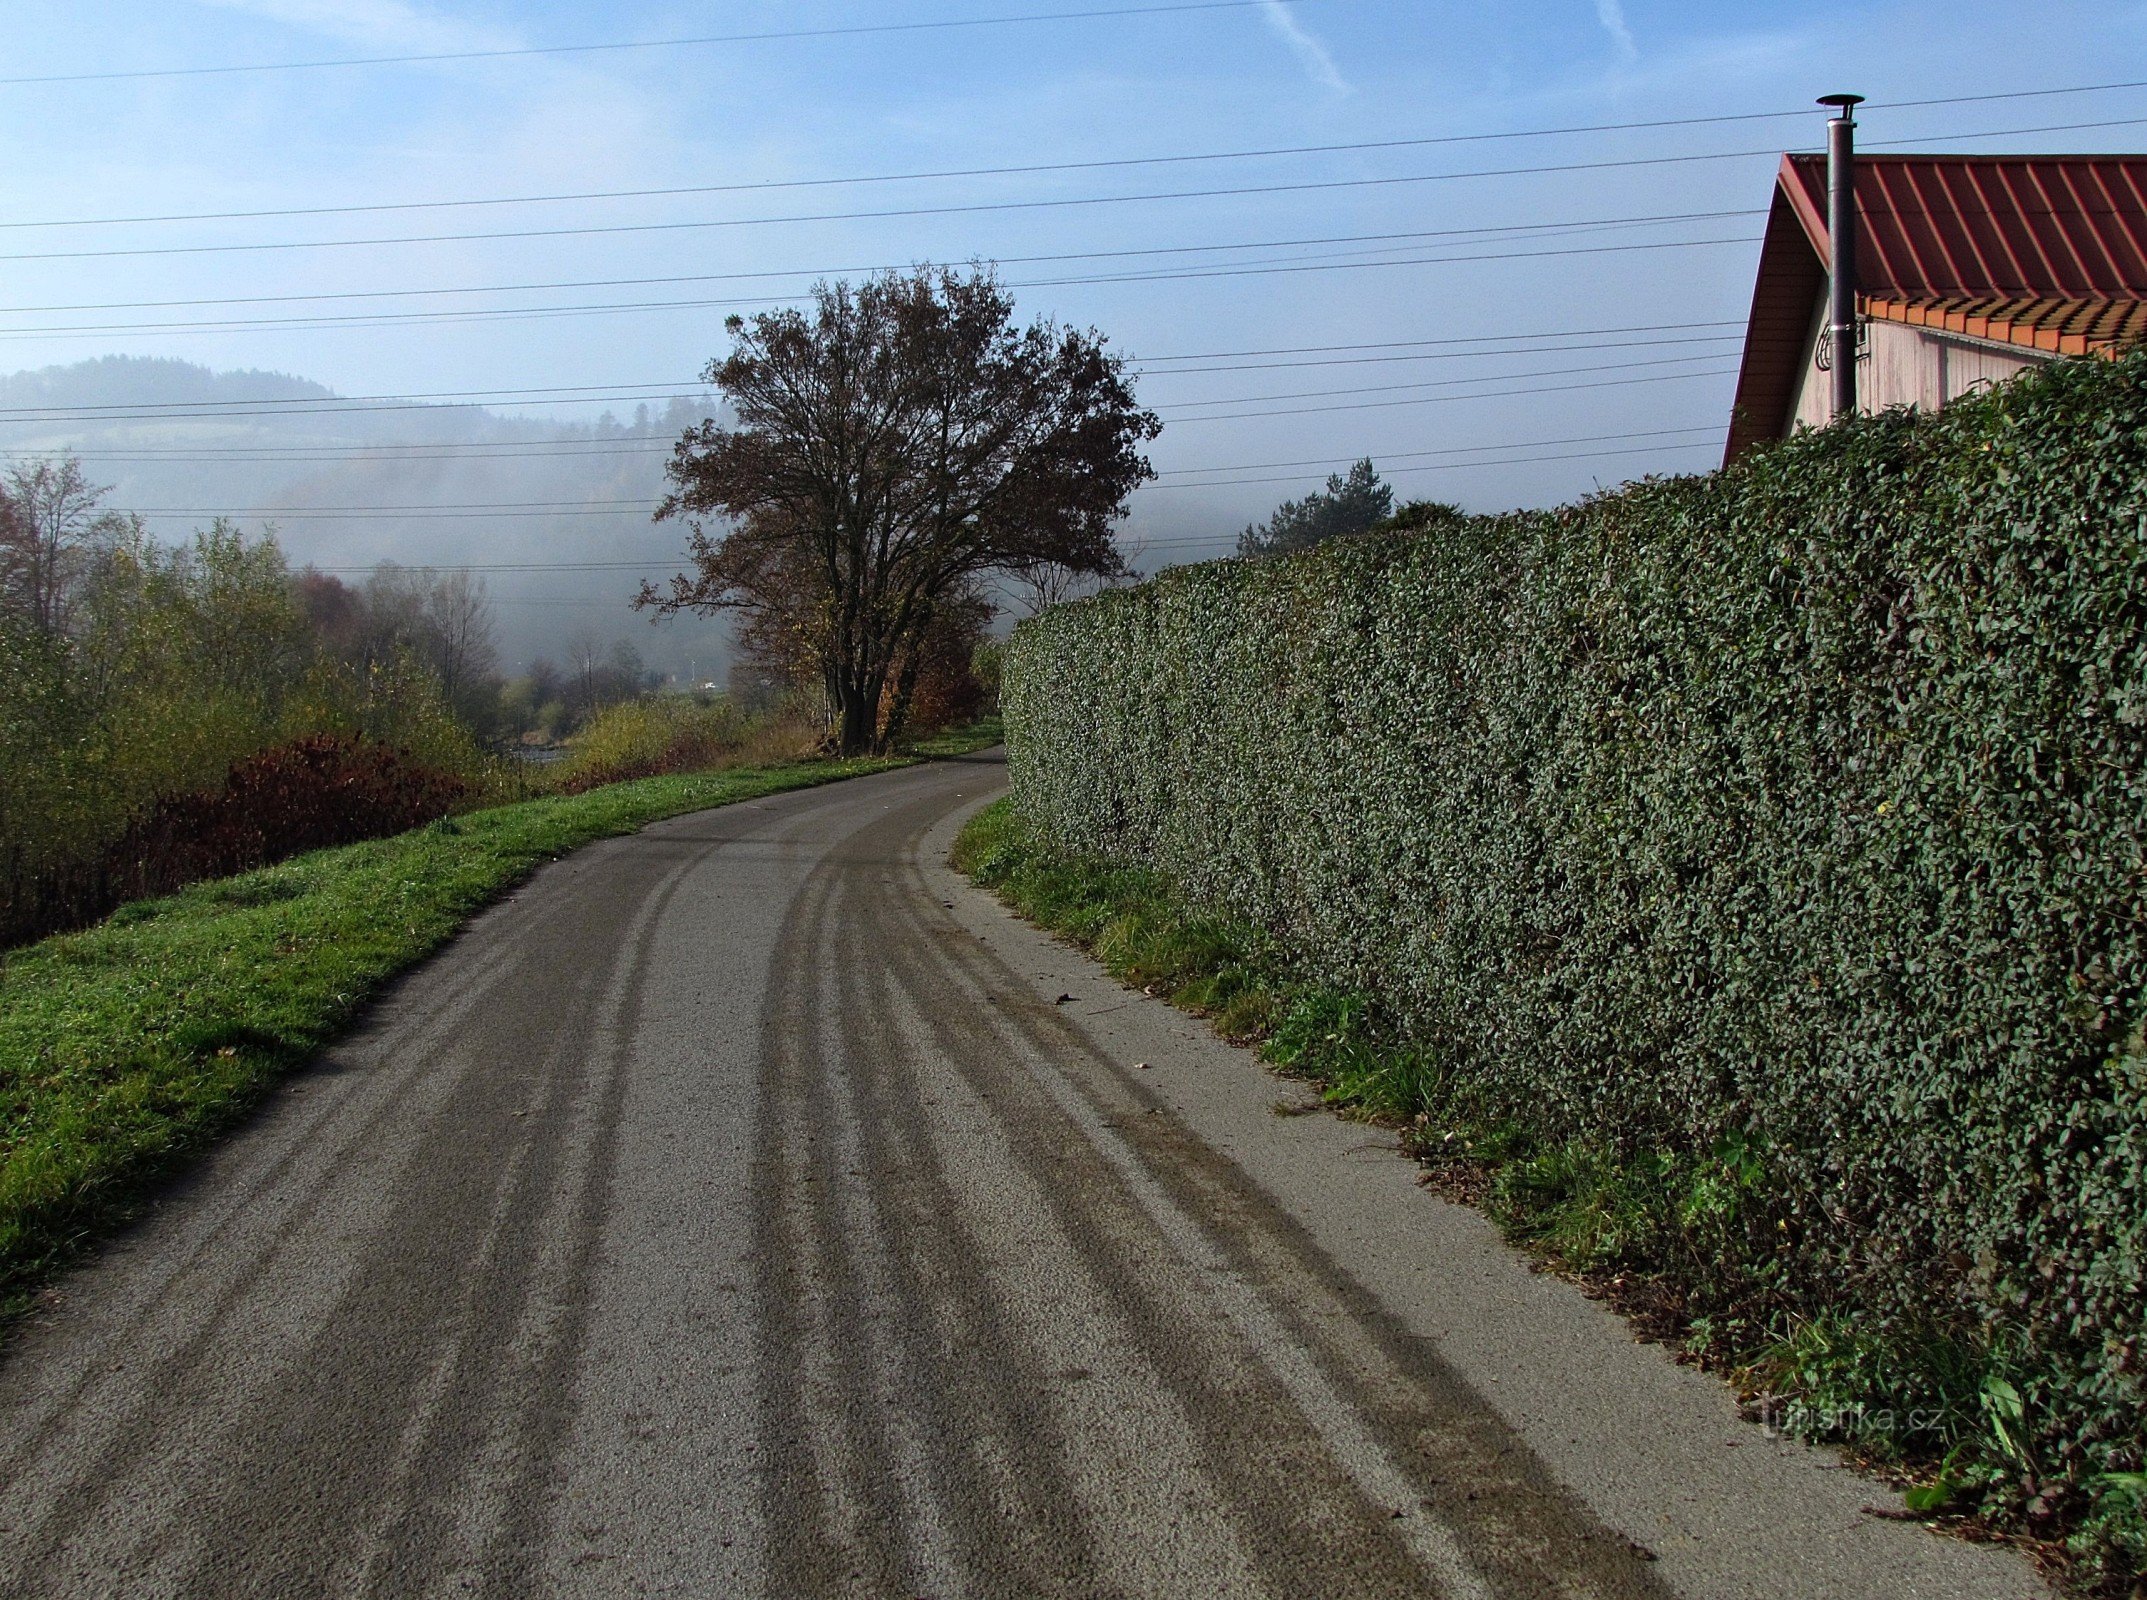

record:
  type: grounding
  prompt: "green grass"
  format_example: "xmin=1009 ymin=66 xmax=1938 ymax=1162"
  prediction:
xmin=0 ymin=753 xmax=912 ymax=1314
xmin=955 ymin=797 xmax=2132 ymax=1581
xmin=905 ymin=713 xmax=1003 ymax=758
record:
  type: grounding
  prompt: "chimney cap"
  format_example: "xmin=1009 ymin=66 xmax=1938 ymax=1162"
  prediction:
xmin=1818 ymin=92 xmax=1864 ymax=113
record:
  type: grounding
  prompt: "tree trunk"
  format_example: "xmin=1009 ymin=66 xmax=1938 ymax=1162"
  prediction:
xmin=882 ymin=644 xmax=926 ymax=754
xmin=832 ymin=669 xmax=878 ymax=757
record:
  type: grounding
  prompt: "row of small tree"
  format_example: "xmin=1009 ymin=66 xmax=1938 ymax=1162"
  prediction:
xmin=0 ymin=479 xmax=495 ymax=943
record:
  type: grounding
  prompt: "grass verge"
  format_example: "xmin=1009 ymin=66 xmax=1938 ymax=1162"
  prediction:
xmin=906 ymin=713 xmax=1002 ymax=758
xmin=0 ymin=753 xmax=916 ymax=1318
xmin=954 ymin=797 xmax=2143 ymax=1594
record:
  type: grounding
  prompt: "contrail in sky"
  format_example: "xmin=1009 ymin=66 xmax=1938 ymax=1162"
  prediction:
xmin=1594 ymin=0 xmax=1639 ymax=61
xmin=1260 ymin=0 xmax=1349 ymax=92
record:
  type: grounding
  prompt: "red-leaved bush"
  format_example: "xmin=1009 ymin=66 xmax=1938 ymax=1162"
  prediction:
xmin=1 ymin=734 xmax=465 ymax=946
xmin=115 ymin=733 xmax=466 ymax=891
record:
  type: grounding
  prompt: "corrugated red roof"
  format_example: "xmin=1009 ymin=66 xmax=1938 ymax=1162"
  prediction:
xmin=1864 ymin=292 xmax=2147 ymax=354
xmin=1778 ymin=153 xmax=2147 ymax=300
xmin=1724 ymin=153 xmax=2147 ymax=464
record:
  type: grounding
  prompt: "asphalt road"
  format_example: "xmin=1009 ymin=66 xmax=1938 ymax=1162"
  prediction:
xmin=0 ymin=753 xmax=2047 ymax=1599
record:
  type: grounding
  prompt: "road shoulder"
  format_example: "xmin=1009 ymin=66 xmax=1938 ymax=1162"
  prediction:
xmin=918 ymin=793 xmax=2048 ymax=1600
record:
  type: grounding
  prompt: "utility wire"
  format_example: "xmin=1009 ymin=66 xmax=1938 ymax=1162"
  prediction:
xmin=1159 ymin=424 xmax=1723 ymax=476
xmin=256 ymin=436 xmax=1724 ymax=556
xmin=0 ymin=233 xmax=1764 ymax=339
xmin=0 ymin=358 xmax=1726 ymax=425
xmin=1153 ymin=320 xmax=1746 ymax=360
xmin=0 ymin=215 xmax=1758 ymax=315
xmin=1160 ymin=351 xmax=1732 ymax=410
xmin=1169 ymin=365 xmax=1737 ymax=424
xmin=0 ymin=1 xmax=1306 ymax=86
xmin=1144 ymin=439 xmax=1720 ymax=492
xmin=256 ymin=436 xmax=1724 ymax=534
xmin=0 ymin=349 xmax=1735 ymax=425
xmin=0 ymin=130 xmax=1809 ymax=233
xmin=42 ymin=365 xmax=1735 ymax=463
xmin=10 ymin=418 xmax=1729 ymax=471
xmin=0 ymin=340 xmax=1743 ymax=459
xmin=8 ymin=77 xmax=2147 ymax=222
xmin=111 ymin=427 xmax=1731 ymax=507
xmin=6 ymin=116 xmax=2140 ymax=264
xmin=0 ymin=322 xmax=1747 ymax=420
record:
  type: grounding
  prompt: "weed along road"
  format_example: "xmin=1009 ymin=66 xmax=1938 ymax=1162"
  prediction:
xmin=0 ymin=754 xmax=2043 ymax=1600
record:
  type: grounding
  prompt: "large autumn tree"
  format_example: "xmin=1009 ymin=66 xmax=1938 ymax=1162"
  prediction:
xmin=639 ymin=266 xmax=1159 ymax=754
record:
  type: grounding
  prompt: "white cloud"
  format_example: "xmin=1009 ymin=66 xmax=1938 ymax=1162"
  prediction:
xmin=1259 ymin=0 xmax=1349 ymax=93
xmin=1594 ymin=0 xmax=1640 ymax=62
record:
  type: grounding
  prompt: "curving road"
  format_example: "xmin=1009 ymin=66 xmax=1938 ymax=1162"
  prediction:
xmin=0 ymin=753 xmax=2043 ymax=1598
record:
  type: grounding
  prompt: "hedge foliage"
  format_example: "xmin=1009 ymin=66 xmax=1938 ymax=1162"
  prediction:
xmin=1003 ymin=352 xmax=2147 ymax=1559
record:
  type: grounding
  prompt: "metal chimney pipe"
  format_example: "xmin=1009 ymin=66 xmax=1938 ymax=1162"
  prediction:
xmin=1819 ymin=93 xmax=1864 ymax=419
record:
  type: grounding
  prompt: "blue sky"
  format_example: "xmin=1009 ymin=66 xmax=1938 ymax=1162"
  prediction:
xmin=3 ymin=0 xmax=2146 ymax=570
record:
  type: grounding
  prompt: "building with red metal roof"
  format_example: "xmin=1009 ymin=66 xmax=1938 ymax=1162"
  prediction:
xmin=1723 ymin=152 xmax=2147 ymax=464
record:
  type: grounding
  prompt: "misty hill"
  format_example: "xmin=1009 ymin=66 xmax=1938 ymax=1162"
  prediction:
xmin=0 ymin=355 xmax=334 ymax=413
xmin=0 ymin=356 xmax=728 ymax=677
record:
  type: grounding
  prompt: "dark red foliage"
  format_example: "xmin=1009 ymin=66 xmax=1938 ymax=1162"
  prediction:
xmin=1 ymin=734 xmax=466 ymax=947
xmin=118 ymin=734 xmax=465 ymax=889
xmin=901 ymin=636 xmax=987 ymax=737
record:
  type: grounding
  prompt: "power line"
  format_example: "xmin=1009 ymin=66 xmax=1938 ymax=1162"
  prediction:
xmin=265 ymin=438 xmax=1724 ymax=564
xmin=1151 ymin=320 xmax=1745 ymax=361
xmin=0 ymin=319 xmax=1750 ymax=447
xmin=0 ymin=156 xmax=1786 ymax=263
xmin=12 ymin=421 xmax=1725 ymax=473
xmin=4 ymin=113 xmax=2129 ymax=268
xmin=0 ymin=233 xmax=1764 ymax=340
xmin=0 ymin=325 xmax=1745 ymax=419
xmin=0 ymin=347 xmax=1735 ymax=425
xmin=108 ymin=428 xmax=1731 ymax=510
xmin=1146 ymin=332 xmax=1742 ymax=374
xmin=12 ymin=79 xmax=2147 ymax=228
xmin=0 ymin=135 xmax=1795 ymax=235
xmin=1143 ymin=439 xmax=1720 ymax=492
xmin=0 ymin=1 xmax=1299 ymax=86
xmin=1160 ymin=425 xmax=1723 ymax=476
xmin=1161 ymin=351 xmax=1732 ymax=410
xmin=141 ymin=498 xmax=655 ymax=513
xmin=0 ymin=216 xmax=1751 ymax=332
xmin=0 ymin=340 xmax=1743 ymax=461
xmin=0 ymin=212 xmax=1758 ymax=318
xmin=74 ymin=376 xmax=1739 ymax=526
xmin=276 ymin=435 xmax=1726 ymax=549
xmin=10 ymin=112 xmax=2147 ymax=269
xmin=11 ymin=117 xmax=2141 ymax=264
xmin=0 ymin=380 xmax=700 ymax=421
xmin=1168 ymin=365 xmax=1738 ymax=424
xmin=0 ymin=217 xmax=1751 ymax=315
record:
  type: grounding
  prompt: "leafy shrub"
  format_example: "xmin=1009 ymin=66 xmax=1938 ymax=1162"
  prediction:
xmin=0 ymin=523 xmax=498 ymax=949
xmin=552 ymin=695 xmax=750 ymax=792
xmin=115 ymin=734 xmax=466 ymax=892
xmin=1002 ymin=351 xmax=2147 ymax=1571
xmin=548 ymin=694 xmax=840 ymax=792
xmin=1 ymin=734 xmax=466 ymax=945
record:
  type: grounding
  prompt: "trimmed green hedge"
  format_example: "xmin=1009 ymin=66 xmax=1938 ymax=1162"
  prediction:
xmin=1004 ymin=353 xmax=2147 ymax=1567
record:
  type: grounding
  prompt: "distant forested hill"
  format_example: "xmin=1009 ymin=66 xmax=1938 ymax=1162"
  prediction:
xmin=0 ymin=357 xmax=727 ymax=675
xmin=0 ymin=355 xmax=334 ymax=412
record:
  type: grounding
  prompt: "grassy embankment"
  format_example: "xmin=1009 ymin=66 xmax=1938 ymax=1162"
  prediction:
xmin=0 ymin=720 xmax=999 ymax=1316
xmin=953 ymin=795 xmax=2146 ymax=1584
